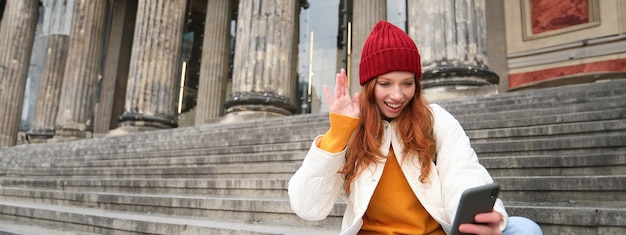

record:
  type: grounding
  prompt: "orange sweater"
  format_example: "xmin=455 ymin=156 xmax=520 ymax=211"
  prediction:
xmin=319 ymin=113 xmax=444 ymax=234
xmin=359 ymin=147 xmax=444 ymax=235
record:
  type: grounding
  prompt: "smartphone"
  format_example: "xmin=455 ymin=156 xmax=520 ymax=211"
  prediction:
xmin=449 ymin=183 xmax=500 ymax=235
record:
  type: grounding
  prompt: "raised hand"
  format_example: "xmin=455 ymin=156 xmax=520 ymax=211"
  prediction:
xmin=323 ymin=68 xmax=360 ymax=119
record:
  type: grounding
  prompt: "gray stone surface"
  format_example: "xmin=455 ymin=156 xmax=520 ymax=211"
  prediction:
xmin=0 ymin=78 xmax=625 ymax=234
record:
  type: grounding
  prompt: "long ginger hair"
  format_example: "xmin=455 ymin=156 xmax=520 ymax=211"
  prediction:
xmin=340 ymin=77 xmax=436 ymax=194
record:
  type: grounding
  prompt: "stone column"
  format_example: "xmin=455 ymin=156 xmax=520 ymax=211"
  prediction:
xmin=53 ymin=0 xmax=107 ymax=141
xmin=0 ymin=0 xmax=39 ymax=147
xmin=407 ymin=0 xmax=499 ymax=100
xmin=116 ymin=0 xmax=186 ymax=131
xmin=223 ymin=0 xmax=299 ymax=122
xmin=195 ymin=0 xmax=233 ymax=125
xmin=28 ymin=0 xmax=74 ymax=143
xmin=93 ymin=0 xmax=137 ymax=135
xmin=349 ymin=0 xmax=387 ymax=93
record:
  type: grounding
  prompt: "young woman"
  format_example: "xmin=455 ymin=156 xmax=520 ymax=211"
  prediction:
xmin=288 ymin=21 xmax=542 ymax=235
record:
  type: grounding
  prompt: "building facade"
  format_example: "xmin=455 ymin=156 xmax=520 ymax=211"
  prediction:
xmin=0 ymin=0 xmax=624 ymax=147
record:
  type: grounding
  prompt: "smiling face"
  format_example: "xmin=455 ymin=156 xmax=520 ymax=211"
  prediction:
xmin=374 ymin=71 xmax=416 ymax=119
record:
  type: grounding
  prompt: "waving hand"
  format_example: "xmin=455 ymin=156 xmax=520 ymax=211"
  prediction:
xmin=323 ymin=68 xmax=360 ymax=118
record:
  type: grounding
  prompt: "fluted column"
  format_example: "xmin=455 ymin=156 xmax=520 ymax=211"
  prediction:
xmin=93 ymin=0 xmax=137 ymax=135
xmin=224 ymin=0 xmax=299 ymax=121
xmin=407 ymin=0 xmax=498 ymax=100
xmin=349 ymin=0 xmax=386 ymax=92
xmin=28 ymin=0 xmax=74 ymax=143
xmin=195 ymin=0 xmax=233 ymax=125
xmin=0 ymin=0 xmax=39 ymax=147
xmin=117 ymin=0 xmax=186 ymax=130
xmin=53 ymin=0 xmax=107 ymax=141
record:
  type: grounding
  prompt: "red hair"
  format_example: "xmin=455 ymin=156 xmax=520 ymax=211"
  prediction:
xmin=340 ymin=78 xmax=436 ymax=194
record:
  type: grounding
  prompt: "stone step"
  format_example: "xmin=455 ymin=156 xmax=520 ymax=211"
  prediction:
xmin=472 ymin=132 xmax=626 ymax=155
xmin=439 ymin=79 xmax=626 ymax=110
xmin=0 ymin=187 xmax=343 ymax=228
xmin=442 ymin=92 xmax=626 ymax=118
xmin=0 ymin=178 xmax=291 ymax=198
xmin=1 ymin=162 xmax=302 ymax=179
xmin=1 ymin=142 xmax=313 ymax=168
xmin=91 ymin=116 xmax=328 ymax=146
xmin=4 ymin=150 xmax=624 ymax=179
xmin=85 ymin=134 xmax=317 ymax=155
xmin=483 ymin=151 xmax=626 ymax=177
xmin=6 ymin=113 xmax=623 ymax=168
xmin=2 ymin=175 xmax=623 ymax=203
xmin=57 ymin=150 xmax=308 ymax=168
xmin=0 ymin=117 xmax=327 ymax=158
xmin=505 ymin=202 xmax=626 ymax=235
xmin=0 ymin=145 xmax=626 ymax=178
xmin=1 ymin=152 xmax=622 ymax=186
xmin=467 ymin=119 xmax=626 ymax=142
xmin=99 ymin=123 xmax=325 ymax=149
xmin=142 ymin=113 xmax=328 ymax=137
xmin=69 ymin=133 xmax=316 ymax=157
xmin=86 ymin=109 xmax=623 ymax=157
xmin=0 ymin=187 xmax=623 ymax=234
xmin=453 ymin=95 xmax=625 ymax=123
xmin=480 ymin=146 xmax=626 ymax=159
xmin=0 ymin=200 xmax=340 ymax=235
xmin=85 ymin=106 xmax=621 ymax=157
xmin=95 ymin=103 xmax=623 ymax=154
xmin=460 ymin=106 xmax=626 ymax=131
xmin=494 ymin=175 xmax=626 ymax=206
xmin=5 ymin=88 xmax=622 ymax=160
xmin=3 ymin=95 xmax=622 ymax=162
xmin=0 ymin=220 xmax=100 ymax=235
xmin=71 ymin=98 xmax=626 ymax=154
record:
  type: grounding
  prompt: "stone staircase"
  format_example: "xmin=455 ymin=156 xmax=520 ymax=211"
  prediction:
xmin=0 ymin=78 xmax=624 ymax=234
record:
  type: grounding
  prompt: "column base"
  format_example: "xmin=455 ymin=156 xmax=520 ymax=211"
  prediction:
xmin=50 ymin=128 xmax=92 ymax=143
xmin=26 ymin=128 xmax=55 ymax=143
xmin=421 ymin=65 xmax=500 ymax=101
xmin=117 ymin=112 xmax=178 ymax=129
xmin=16 ymin=131 xmax=29 ymax=145
xmin=423 ymin=84 xmax=499 ymax=101
xmin=224 ymin=92 xmax=297 ymax=118
xmin=421 ymin=65 xmax=500 ymax=88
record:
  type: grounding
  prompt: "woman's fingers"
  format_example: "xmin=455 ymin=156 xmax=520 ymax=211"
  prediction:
xmin=334 ymin=69 xmax=346 ymax=99
xmin=323 ymin=84 xmax=332 ymax=105
xmin=459 ymin=212 xmax=503 ymax=235
xmin=328 ymin=69 xmax=349 ymax=102
xmin=323 ymin=68 xmax=357 ymax=115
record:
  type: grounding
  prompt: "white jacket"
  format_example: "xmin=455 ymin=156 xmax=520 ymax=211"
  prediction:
xmin=288 ymin=104 xmax=508 ymax=234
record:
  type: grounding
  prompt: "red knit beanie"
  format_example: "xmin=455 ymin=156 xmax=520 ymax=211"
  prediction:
xmin=359 ymin=21 xmax=422 ymax=86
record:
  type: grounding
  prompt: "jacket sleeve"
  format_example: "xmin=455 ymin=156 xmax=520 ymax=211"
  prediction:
xmin=288 ymin=136 xmax=346 ymax=221
xmin=430 ymin=104 xmax=509 ymax=228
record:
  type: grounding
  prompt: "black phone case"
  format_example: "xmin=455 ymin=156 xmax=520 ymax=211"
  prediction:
xmin=449 ymin=183 xmax=500 ymax=235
